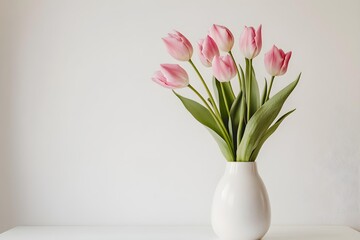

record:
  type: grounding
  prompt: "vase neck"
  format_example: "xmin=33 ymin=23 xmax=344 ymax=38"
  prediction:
xmin=225 ymin=162 xmax=258 ymax=175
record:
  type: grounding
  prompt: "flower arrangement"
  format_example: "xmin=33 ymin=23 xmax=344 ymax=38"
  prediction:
xmin=152 ymin=24 xmax=301 ymax=162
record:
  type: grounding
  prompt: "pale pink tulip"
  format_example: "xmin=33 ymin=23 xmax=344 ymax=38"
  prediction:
xmin=264 ymin=45 xmax=292 ymax=76
xmin=239 ymin=25 xmax=262 ymax=59
xmin=198 ymin=36 xmax=220 ymax=67
xmin=209 ymin=24 xmax=234 ymax=52
xmin=152 ymin=64 xmax=189 ymax=89
xmin=162 ymin=31 xmax=193 ymax=61
xmin=212 ymin=55 xmax=236 ymax=82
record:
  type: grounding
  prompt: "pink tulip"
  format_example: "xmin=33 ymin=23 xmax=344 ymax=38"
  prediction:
xmin=212 ymin=55 xmax=236 ymax=82
xmin=239 ymin=25 xmax=262 ymax=59
xmin=152 ymin=64 xmax=189 ymax=89
xmin=209 ymin=24 xmax=234 ymax=52
xmin=162 ymin=31 xmax=193 ymax=61
xmin=264 ymin=45 xmax=292 ymax=76
xmin=198 ymin=36 xmax=220 ymax=67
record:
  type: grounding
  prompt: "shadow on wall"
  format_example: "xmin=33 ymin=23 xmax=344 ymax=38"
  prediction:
xmin=0 ymin=102 xmax=14 ymax=234
xmin=0 ymin=1 xmax=15 ymax=233
xmin=0 ymin=62 xmax=15 ymax=233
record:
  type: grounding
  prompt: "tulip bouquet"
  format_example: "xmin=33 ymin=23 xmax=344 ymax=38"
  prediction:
xmin=152 ymin=24 xmax=301 ymax=162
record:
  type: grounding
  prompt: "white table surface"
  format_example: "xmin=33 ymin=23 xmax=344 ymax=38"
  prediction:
xmin=0 ymin=226 xmax=359 ymax=240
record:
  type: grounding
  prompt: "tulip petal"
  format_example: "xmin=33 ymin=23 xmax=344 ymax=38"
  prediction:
xmin=197 ymin=39 xmax=211 ymax=67
xmin=212 ymin=55 xmax=236 ymax=82
xmin=151 ymin=64 xmax=189 ymax=89
xmin=162 ymin=31 xmax=193 ymax=61
xmin=264 ymin=45 xmax=283 ymax=76
xmin=203 ymin=36 xmax=219 ymax=60
xmin=197 ymin=36 xmax=220 ymax=67
xmin=254 ymin=24 xmax=262 ymax=57
xmin=239 ymin=25 xmax=263 ymax=59
xmin=240 ymin=26 xmax=256 ymax=59
xmin=152 ymin=71 xmax=174 ymax=89
xmin=161 ymin=64 xmax=188 ymax=87
xmin=209 ymin=24 xmax=234 ymax=52
xmin=279 ymin=51 xmax=292 ymax=76
xmin=174 ymin=30 xmax=193 ymax=56
xmin=213 ymin=56 xmax=227 ymax=81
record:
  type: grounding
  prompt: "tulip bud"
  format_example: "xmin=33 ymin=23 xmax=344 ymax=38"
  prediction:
xmin=162 ymin=31 xmax=193 ymax=61
xmin=212 ymin=55 xmax=236 ymax=82
xmin=239 ymin=25 xmax=262 ymax=59
xmin=198 ymin=36 xmax=220 ymax=67
xmin=209 ymin=24 xmax=234 ymax=52
xmin=264 ymin=45 xmax=292 ymax=76
xmin=152 ymin=64 xmax=189 ymax=89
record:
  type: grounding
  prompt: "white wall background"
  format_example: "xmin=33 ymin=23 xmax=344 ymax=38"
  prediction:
xmin=0 ymin=0 xmax=359 ymax=233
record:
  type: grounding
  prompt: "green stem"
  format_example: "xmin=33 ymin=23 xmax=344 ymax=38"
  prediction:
xmin=266 ymin=76 xmax=275 ymax=101
xmin=229 ymin=51 xmax=243 ymax=93
xmin=246 ymin=59 xmax=252 ymax=121
xmin=188 ymin=84 xmax=214 ymax=114
xmin=188 ymin=59 xmax=221 ymax=118
xmin=188 ymin=59 xmax=229 ymax=141
xmin=188 ymin=84 xmax=233 ymax=151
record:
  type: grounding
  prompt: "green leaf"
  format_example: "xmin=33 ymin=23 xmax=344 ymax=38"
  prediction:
xmin=213 ymin=78 xmax=235 ymax=125
xmin=173 ymin=91 xmax=234 ymax=161
xmin=248 ymin=61 xmax=260 ymax=117
xmin=208 ymin=128 xmax=235 ymax=162
xmin=236 ymin=96 xmax=247 ymax=146
xmin=213 ymin=78 xmax=227 ymax=124
xmin=261 ymin=78 xmax=268 ymax=105
xmin=229 ymin=91 xmax=245 ymax=147
xmin=230 ymin=92 xmax=243 ymax=131
xmin=236 ymin=74 xmax=301 ymax=161
xmin=249 ymin=109 xmax=296 ymax=162
xmin=243 ymin=61 xmax=251 ymax=116
xmin=238 ymin=63 xmax=249 ymax=121
xmin=222 ymin=81 xmax=235 ymax=106
xmin=227 ymin=116 xmax=234 ymax=149
xmin=173 ymin=91 xmax=223 ymax=137
xmin=239 ymin=64 xmax=247 ymax=99
xmin=237 ymin=64 xmax=246 ymax=94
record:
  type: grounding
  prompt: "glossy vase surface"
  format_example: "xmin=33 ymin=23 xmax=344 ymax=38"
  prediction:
xmin=211 ymin=162 xmax=271 ymax=240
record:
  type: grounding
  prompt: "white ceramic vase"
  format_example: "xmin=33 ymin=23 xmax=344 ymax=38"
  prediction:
xmin=211 ymin=162 xmax=271 ymax=240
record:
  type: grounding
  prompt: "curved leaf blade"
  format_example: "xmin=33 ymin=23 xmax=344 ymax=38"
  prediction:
xmin=229 ymin=91 xmax=246 ymax=147
xmin=213 ymin=78 xmax=228 ymax=124
xmin=236 ymin=74 xmax=301 ymax=161
xmin=213 ymin=78 xmax=235 ymax=125
xmin=239 ymin=64 xmax=246 ymax=99
xmin=173 ymin=91 xmax=234 ymax=161
xmin=230 ymin=91 xmax=243 ymax=131
xmin=249 ymin=109 xmax=296 ymax=161
xmin=261 ymin=78 xmax=268 ymax=105
xmin=236 ymin=97 xmax=247 ymax=146
xmin=208 ymin=128 xmax=235 ymax=162
xmin=222 ymin=81 xmax=235 ymax=106
xmin=250 ymin=67 xmax=260 ymax=116
xmin=173 ymin=91 xmax=223 ymax=137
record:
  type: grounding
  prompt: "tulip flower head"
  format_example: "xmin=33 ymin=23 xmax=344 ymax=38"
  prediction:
xmin=152 ymin=25 xmax=301 ymax=163
xmin=212 ymin=55 xmax=236 ymax=82
xmin=152 ymin=64 xmax=189 ymax=89
xmin=264 ymin=45 xmax=292 ymax=76
xmin=198 ymin=35 xmax=220 ymax=67
xmin=239 ymin=25 xmax=262 ymax=59
xmin=209 ymin=24 xmax=234 ymax=52
xmin=162 ymin=31 xmax=193 ymax=61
